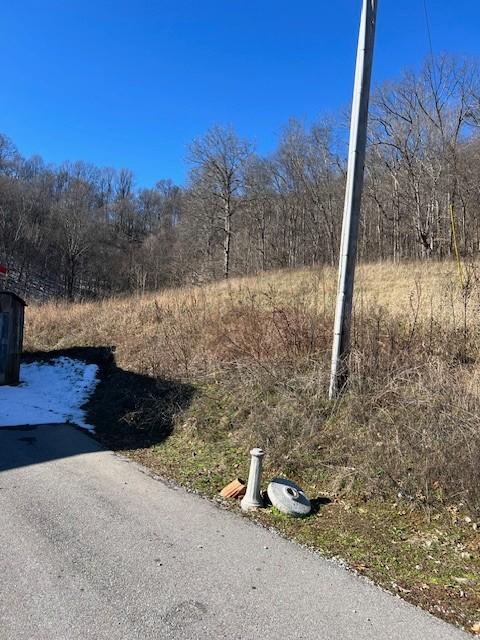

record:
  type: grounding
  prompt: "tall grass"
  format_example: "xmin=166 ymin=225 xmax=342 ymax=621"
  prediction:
xmin=25 ymin=260 xmax=480 ymax=515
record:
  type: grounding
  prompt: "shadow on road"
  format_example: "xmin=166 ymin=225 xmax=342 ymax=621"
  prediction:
xmin=0 ymin=423 xmax=107 ymax=473
xmin=0 ymin=346 xmax=195 ymax=472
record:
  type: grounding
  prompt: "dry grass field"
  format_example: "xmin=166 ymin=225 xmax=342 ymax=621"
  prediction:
xmin=25 ymin=260 xmax=480 ymax=632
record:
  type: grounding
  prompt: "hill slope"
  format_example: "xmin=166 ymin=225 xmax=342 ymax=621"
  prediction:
xmin=25 ymin=261 xmax=480 ymax=632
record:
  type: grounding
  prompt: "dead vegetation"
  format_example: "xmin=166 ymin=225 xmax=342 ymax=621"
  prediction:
xmin=25 ymin=260 xmax=480 ymax=631
xmin=25 ymin=260 xmax=480 ymax=515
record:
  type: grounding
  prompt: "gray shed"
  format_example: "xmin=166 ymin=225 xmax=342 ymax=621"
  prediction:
xmin=0 ymin=291 xmax=26 ymax=385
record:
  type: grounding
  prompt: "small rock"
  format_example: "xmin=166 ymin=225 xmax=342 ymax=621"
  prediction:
xmin=397 ymin=586 xmax=411 ymax=594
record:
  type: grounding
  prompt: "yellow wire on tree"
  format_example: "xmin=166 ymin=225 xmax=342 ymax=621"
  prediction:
xmin=449 ymin=202 xmax=464 ymax=289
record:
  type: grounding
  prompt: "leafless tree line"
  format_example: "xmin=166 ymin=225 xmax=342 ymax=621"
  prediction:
xmin=1 ymin=54 xmax=479 ymax=300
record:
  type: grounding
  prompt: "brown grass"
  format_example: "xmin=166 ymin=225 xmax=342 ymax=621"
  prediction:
xmin=23 ymin=259 xmax=480 ymax=632
xmin=25 ymin=259 xmax=480 ymax=514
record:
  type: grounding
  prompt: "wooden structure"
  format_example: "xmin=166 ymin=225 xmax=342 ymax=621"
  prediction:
xmin=0 ymin=291 xmax=26 ymax=385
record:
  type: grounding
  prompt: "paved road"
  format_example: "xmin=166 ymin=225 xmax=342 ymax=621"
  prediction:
xmin=0 ymin=424 xmax=468 ymax=640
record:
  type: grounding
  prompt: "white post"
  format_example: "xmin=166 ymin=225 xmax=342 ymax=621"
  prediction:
xmin=241 ymin=448 xmax=265 ymax=512
xmin=329 ymin=0 xmax=378 ymax=399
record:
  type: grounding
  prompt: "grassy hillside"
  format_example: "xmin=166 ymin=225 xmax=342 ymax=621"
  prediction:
xmin=26 ymin=261 xmax=480 ymax=632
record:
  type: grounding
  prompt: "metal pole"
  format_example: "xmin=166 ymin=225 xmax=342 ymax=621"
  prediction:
xmin=329 ymin=0 xmax=378 ymax=399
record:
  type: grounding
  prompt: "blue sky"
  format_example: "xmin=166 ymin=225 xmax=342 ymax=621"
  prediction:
xmin=1 ymin=1 xmax=480 ymax=186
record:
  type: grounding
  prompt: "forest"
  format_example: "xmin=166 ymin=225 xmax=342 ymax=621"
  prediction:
xmin=1 ymin=54 xmax=480 ymax=300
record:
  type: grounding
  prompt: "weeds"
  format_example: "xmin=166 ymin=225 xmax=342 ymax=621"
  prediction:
xmin=25 ymin=261 xmax=480 ymax=516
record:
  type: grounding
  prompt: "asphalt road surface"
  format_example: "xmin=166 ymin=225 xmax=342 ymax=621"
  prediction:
xmin=0 ymin=424 xmax=469 ymax=640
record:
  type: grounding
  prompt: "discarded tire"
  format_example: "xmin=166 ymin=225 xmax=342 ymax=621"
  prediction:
xmin=267 ymin=477 xmax=311 ymax=517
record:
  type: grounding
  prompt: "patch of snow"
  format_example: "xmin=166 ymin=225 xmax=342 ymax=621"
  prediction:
xmin=0 ymin=357 xmax=99 ymax=431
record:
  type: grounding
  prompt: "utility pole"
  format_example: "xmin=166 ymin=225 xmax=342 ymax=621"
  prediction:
xmin=329 ymin=0 xmax=378 ymax=400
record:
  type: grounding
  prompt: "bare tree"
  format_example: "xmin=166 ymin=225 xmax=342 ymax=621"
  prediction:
xmin=1 ymin=53 xmax=480 ymax=301
xmin=187 ymin=126 xmax=252 ymax=279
